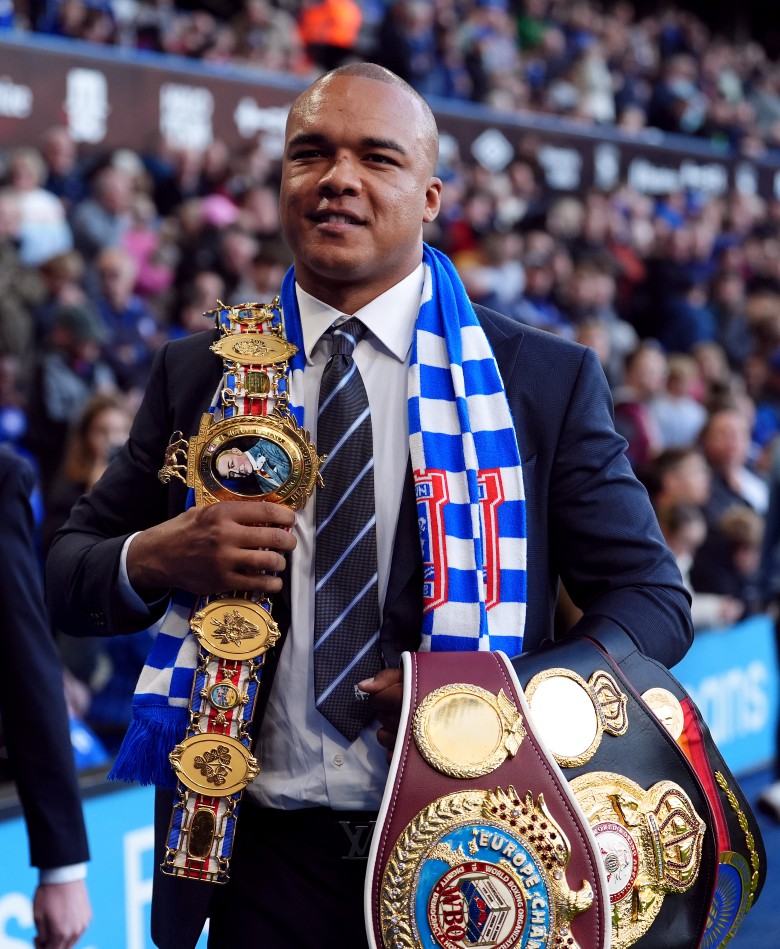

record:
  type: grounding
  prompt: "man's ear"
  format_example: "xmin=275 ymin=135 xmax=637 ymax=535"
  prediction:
xmin=423 ymin=177 xmax=443 ymax=223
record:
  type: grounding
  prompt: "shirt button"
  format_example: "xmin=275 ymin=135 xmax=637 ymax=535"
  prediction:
xmin=333 ymin=754 xmax=345 ymax=767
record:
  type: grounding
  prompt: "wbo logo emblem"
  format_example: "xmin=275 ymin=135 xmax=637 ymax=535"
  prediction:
xmin=425 ymin=842 xmax=546 ymax=949
xmin=380 ymin=787 xmax=593 ymax=949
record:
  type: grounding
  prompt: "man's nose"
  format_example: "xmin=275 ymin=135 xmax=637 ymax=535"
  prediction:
xmin=319 ymin=153 xmax=361 ymax=194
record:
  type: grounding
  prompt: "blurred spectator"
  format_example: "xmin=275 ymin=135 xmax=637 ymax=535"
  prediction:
xmin=38 ymin=0 xmax=117 ymax=42
xmin=151 ymin=147 xmax=208 ymax=218
xmin=691 ymin=405 xmax=768 ymax=600
xmin=33 ymin=250 xmax=88 ymax=338
xmin=5 ymin=147 xmax=73 ymax=266
xmin=229 ymin=240 xmax=291 ymax=304
xmin=0 ymin=354 xmax=28 ymax=451
xmin=298 ymin=0 xmax=362 ymax=71
xmin=563 ymin=257 xmax=638 ymax=381
xmin=513 ymin=247 xmax=572 ymax=336
xmin=659 ymin=274 xmax=717 ymax=354
xmin=0 ymin=188 xmax=45 ymax=361
xmin=459 ymin=0 xmax=523 ymax=106
xmin=719 ymin=504 xmax=764 ymax=612
xmin=575 ymin=317 xmax=616 ymax=385
xmin=753 ymin=350 xmax=780 ymax=453
xmin=171 ymin=197 xmax=231 ymax=290
xmin=236 ymin=184 xmax=282 ymax=238
xmin=692 ymin=340 xmax=733 ymax=395
xmin=24 ymin=302 xmax=116 ymax=496
xmin=231 ymin=0 xmax=302 ymax=71
xmin=71 ymin=165 xmax=133 ymax=263
xmin=613 ymin=341 xmax=667 ymax=468
xmin=169 ymin=274 xmax=225 ymax=339
xmin=93 ymin=246 xmax=161 ymax=394
xmin=650 ymin=446 xmax=712 ymax=510
xmin=40 ymin=125 xmax=90 ymax=209
xmin=374 ymin=0 xmax=471 ymax=99
xmin=572 ymin=38 xmax=615 ymax=124
xmin=698 ymin=405 xmax=768 ymax=519
xmin=456 ymin=230 xmax=525 ymax=314
xmin=711 ymin=270 xmax=752 ymax=371
xmin=42 ymin=390 xmax=133 ymax=553
xmin=649 ymin=353 xmax=707 ymax=450
xmin=657 ymin=501 xmax=744 ymax=629
xmin=215 ymin=224 xmax=260 ymax=299
xmin=647 ymin=53 xmax=708 ymax=135
xmin=120 ymin=193 xmax=175 ymax=300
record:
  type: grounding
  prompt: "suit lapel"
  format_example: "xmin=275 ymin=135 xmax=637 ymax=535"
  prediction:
xmin=474 ymin=304 xmax=526 ymax=395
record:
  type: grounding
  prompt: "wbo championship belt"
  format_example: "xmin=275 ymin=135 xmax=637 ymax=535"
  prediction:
xmin=366 ymin=650 xmax=612 ymax=949
xmin=157 ymin=299 xmax=323 ymax=883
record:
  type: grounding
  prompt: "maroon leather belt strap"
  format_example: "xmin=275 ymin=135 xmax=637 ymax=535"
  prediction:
xmin=366 ymin=651 xmax=611 ymax=949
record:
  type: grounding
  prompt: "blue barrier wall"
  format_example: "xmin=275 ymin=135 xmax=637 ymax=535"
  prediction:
xmin=1 ymin=785 xmax=207 ymax=949
xmin=674 ymin=614 xmax=779 ymax=776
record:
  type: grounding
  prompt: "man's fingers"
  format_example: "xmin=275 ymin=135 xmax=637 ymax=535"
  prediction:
xmin=358 ymin=667 xmax=403 ymax=694
xmin=235 ymin=524 xmax=297 ymax=553
xmin=218 ymin=500 xmax=296 ymax=528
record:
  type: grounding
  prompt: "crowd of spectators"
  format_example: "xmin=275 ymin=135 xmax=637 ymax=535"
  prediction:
xmin=2 ymin=1 xmax=780 ymax=766
xmin=5 ymin=0 xmax=780 ymax=156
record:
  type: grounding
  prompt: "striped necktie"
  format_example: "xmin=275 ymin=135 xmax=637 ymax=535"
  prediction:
xmin=314 ymin=318 xmax=382 ymax=741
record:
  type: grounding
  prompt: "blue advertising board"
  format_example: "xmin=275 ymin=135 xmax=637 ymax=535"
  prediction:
xmin=673 ymin=613 xmax=779 ymax=775
xmin=1 ymin=785 xmax=207 ymax=948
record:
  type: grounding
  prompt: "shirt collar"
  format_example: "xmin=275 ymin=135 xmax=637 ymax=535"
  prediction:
xmin=296 ymin=264 xmax=424 ymax=365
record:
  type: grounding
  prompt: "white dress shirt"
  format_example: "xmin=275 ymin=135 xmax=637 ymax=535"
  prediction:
xmin=249 ymin=265 xmax=423 ymax=810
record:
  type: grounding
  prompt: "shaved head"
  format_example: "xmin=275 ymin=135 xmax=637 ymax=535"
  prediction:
xmin=288 ymin=63 xmax=440 ymax=174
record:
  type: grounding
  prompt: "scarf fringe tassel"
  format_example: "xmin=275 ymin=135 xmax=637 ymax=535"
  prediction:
xmin=108 ymin=707 xmax=188 ymax=788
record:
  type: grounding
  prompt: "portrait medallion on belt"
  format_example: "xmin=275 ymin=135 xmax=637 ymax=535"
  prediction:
xmin=186 ymin=410 xmax=321 ymax=509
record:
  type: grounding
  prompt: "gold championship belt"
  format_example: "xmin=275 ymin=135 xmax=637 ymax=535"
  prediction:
xmin=365 ymin=637 xmax=766 ymax=949
xmin=366 ymin=651 xmax=612 ymax=949
xmin=510 ymin=630 xmax=766 ymax=949
xmin=157 ymin=300 xmax=323 ymax=883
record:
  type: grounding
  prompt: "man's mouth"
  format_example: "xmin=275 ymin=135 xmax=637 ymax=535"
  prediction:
xmin=310 ymin=210 xmax=364 ymax=226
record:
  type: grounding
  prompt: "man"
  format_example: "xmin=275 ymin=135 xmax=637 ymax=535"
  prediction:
xmin=47 ymin=64 xmax=692 ymax=949
xmin=214 ymin=440 xmax=290 ymax=492
xmin=0 ymin=447 xmax=91 ymax=949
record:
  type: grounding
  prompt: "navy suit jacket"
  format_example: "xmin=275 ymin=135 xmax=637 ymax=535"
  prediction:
xmin=0 ymin=447 xmax=89 ymax=871
xmin=46 ymin=305 xmax=692 ymax=946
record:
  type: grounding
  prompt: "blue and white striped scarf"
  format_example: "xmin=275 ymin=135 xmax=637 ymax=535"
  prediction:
xmin=111 ymin=244 xmax=526 ymax=786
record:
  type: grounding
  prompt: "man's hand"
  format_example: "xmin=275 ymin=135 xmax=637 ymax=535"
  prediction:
xmin=359 ymin=667 xmax=404 ymax=761
xmin=33 ymin=880 xmax=91 ymax=949
xmin=126 ymin=500 xmax=297 ymax=596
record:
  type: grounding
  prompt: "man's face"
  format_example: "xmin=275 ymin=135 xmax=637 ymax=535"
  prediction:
xmin=280 ymin=75 xmax=441 ymax=312
xmin=216 ymin=448 xmax=252 ymax=478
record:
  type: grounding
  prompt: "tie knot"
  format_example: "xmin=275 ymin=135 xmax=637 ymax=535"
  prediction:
xmin=330 ymin=318 xmax=364 ymax=357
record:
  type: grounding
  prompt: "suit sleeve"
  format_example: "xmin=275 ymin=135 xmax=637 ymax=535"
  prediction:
xmin=0 ymin=453 xmax=89 ymax=869
xmin=548 ymin=347 xmax=693 ymax=668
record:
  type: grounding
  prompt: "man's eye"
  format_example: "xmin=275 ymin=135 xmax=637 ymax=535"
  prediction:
xmin=292 ymin=149 xmax=323 ymax=160
xmin=366 ymin=154 xmax=397 ymax=165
